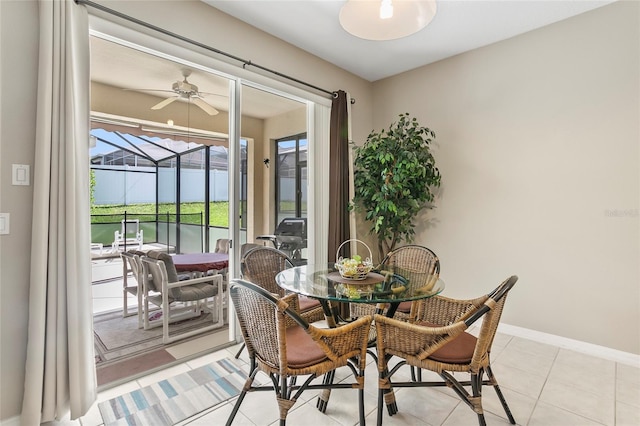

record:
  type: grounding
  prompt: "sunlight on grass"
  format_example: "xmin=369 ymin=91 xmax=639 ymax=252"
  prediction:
xmin=91 ymin=202 xmax=229 ymax=227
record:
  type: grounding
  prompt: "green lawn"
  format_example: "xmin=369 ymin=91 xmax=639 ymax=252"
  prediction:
xmin=91 ymin=202 xmax=229 ymax=227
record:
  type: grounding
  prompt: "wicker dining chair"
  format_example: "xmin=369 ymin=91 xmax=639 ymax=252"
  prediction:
xmin=227 ymin=279 xmax=372 ymax=426
xmin=374 ymin=275 xmax=518 ymax=426
xmin=350 ymin=245 xmax=440 ymax=322
xmin=240 ymin=246 xmax=325 ymax=323
xmin=234 ymin=246 xmax=326 ymax=359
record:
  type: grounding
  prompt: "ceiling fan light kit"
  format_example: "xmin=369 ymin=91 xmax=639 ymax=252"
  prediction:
xmin=145 ymin=68 xmax=220 ymax=116
xmin=339 ymin=0 xmax=437 ymax=41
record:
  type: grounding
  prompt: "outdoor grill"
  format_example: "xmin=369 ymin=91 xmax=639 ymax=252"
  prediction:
xmin=257 ymin=217 xmax=307 ymax=264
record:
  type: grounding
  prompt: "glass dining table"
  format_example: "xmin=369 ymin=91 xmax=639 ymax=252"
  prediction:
xmin=276 ymin=263 xmax=445 ymax=327
xmin=276 ymin=263 xmax=446 ymax=415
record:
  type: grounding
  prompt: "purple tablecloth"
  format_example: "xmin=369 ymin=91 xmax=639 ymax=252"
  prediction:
xmin=172 ymin=253 xmax=229 ymax=273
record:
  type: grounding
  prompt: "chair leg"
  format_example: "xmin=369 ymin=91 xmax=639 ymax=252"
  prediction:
xmin=316 ymin=370 xmax=334 ymax=412
xmin=471 ymin=373 xmax=487 ymax=426
xmin=376 ymin=386 xmax=385 ymax=426
xmin=234 ymin=343 xmax=245 ymax=359
xmin=358 ymin=385 xmax=365 ymax=425
xmin=410 ymin=366 xmax=423 ymax=382
xmin=486 ymin=365 xmax=516 ymax=424
xmin=225 ymin=366 xmax=258 ymax=426
xmin=276 ymin=374 xmax=297 ymax=424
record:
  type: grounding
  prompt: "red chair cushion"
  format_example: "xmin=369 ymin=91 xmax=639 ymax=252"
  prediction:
xmin=299 ymin=295 xmax=321 ymax=313
xmin=420 ymin=325 xmax=477 ymax=364
xmin=396 ymin=301 xmax=412 ymax=313
xmin=285 ymin=326 xmax=328 ymax=369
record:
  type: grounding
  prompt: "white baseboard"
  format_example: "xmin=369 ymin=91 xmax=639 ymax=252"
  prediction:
xmin=0 ymin=415 xmax=21 ymax=426
xmin=499 ymin=323 xmax=640 ymax=367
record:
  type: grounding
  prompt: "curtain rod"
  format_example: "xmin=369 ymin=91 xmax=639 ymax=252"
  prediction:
xmin=76 ymin=0 xmax=355 ymax=103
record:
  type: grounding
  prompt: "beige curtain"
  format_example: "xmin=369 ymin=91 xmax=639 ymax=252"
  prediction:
xmin=21 ymin=0 xmax=96 ymax=423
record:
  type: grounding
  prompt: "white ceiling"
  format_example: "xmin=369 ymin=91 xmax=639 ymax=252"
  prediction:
xmin=203 ymin=0 xmax=616 ymax=82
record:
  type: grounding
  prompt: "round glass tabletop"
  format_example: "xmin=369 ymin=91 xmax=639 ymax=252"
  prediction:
xmin=276 ymin=263 xmax=445 ymax=304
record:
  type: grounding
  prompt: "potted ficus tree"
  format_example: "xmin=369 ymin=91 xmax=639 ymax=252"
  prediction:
xmin=351 ymin=113 xmax=441 ymax=259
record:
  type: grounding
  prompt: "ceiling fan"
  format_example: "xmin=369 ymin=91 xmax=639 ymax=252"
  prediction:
xmin=130 ymin=69 xmax=221 ymax=116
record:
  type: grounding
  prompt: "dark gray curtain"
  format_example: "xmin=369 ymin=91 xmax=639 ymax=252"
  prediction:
xmin=328 ymin=90 xmax=351 ymax=262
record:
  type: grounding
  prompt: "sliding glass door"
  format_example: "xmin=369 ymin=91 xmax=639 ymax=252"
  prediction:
xmin=275 ymin=134 xmax=307 ymax=225
xmin=89 ymin=29 xmax=328 ymax=382
xmin=239 ymin=84 xmax=308 ymax=248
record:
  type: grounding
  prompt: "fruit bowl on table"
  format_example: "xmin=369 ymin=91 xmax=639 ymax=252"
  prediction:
xmin=335 ymin=258 xmax=373 ymax=280
xmin=335 ymin=239 xmax=375 ymax=280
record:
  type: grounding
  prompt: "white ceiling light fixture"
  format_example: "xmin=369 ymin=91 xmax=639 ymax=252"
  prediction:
xmin=380 ymin=0 xmax=393 ymax=19
xmin=339 ymin=0 xmax=437 ymax=41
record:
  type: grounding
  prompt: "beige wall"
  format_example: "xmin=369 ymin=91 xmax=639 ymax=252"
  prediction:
xmin=373 ymin=1 xmax=639 ymax=353
xmin=0 ymin=0 xmax=39 ymax=419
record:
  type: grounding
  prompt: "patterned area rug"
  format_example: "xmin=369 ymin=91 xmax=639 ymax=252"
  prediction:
xmin=98 ymin=357 xmax=246 ymax=425
xmin=94 ymin=309 xmax=218 ymax=365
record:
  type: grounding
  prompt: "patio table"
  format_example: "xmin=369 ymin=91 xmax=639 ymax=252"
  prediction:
xmin=172 ymin=252 xmax=229 ymax=274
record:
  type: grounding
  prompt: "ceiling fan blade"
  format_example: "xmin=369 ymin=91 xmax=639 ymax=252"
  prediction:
xmin=123 ymin=88 xmax=174 ymax=93
xmin=192 ymin=97 xmax=219 ymax=116
xmin=151 ymin=96 xmax=179 ymax=110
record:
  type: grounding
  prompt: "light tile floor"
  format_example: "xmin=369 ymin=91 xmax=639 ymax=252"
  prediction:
xmin=85 ymin=265 xmax=640 ymax=426
xmin=73 ymin=328 xmax=640 ymax=426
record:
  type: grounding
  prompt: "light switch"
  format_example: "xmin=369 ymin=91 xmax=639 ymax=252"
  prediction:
xmin=12 ymin=164 xmax=30 ymax=186
xmin=0 ymin=213 xmax=9 ymax=235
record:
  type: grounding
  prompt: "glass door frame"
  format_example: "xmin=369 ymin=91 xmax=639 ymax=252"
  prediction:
xmin=88 ymin=18 xmax=332 ymax=348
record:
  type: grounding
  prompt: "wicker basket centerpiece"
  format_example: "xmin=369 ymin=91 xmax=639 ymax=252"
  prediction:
xmin=335 ymin=239 xmax=374 ymax=280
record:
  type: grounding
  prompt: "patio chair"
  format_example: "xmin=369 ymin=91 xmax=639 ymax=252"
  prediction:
xmin=112 ymin=219 xmax=143 ymax=252
xmin=374 ymin=275 xmax=518 ymax=426
xmin=140 ymin=253 xmax=225 ymax=344
xmin=240 ymin=242 xmax=262 ymax=258
xmin=227 ymin=279 xmax=373 ymax=425
xmin=214 ymin=238 xmax=230 ymax=254
xmin=120 ymin=250 xmax=146 ymax=328
xmin=209 ymin=238 xmax=230 ymax=281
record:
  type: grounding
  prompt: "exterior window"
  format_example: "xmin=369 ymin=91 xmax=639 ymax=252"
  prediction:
xmin=275 ymin=133 xmax=307 ymax=225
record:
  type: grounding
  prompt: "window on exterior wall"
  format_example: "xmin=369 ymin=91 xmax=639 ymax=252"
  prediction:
xmin=275 ymin=133 xmax=307 ymax=226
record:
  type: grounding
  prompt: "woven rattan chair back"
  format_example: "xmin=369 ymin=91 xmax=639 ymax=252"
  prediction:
xmin=381 ymin=244 xmax=440 ymax=291
xmin=231 ymin=281 xmax=282 ymax=370
xmin=234 ymin=245 xmax=324 ymax=360
xmin=350 ymin=245 xmax=440 ymax=321
xmin=374 ymin=275 xmax=518 ymax=426
xmin=228 ymin=279 xmax=372 ymax=425
xmin=240 ymin=246 xmax=293 ymax=296
xmin=471 ymin=277 xmax=512 ymax=366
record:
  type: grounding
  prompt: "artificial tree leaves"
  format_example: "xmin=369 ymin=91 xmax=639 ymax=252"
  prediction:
xmin=351 ymin=113 xmax=441 ymax=258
